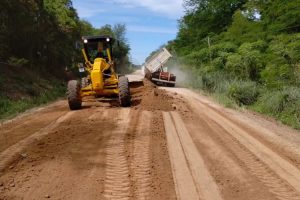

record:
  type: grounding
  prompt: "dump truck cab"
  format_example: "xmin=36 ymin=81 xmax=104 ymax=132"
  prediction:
xmin=66 ymin=35 xmax=131 ymax=110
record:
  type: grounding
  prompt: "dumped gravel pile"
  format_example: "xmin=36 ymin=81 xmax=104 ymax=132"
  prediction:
xmin=131 ymin=79 xmax=174 ymax=111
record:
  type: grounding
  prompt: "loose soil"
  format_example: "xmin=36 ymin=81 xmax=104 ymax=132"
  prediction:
xmin=1 ymin=76 xmax=300 ymax=200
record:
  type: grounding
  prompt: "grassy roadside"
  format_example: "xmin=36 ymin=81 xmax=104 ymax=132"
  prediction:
xmin=0 ymin=81 xmax=65 ymax=120
xmin=185 ymin=75 xmax=300 ymax=130
xmin=0 ymin=63 xmax=66 ymax=120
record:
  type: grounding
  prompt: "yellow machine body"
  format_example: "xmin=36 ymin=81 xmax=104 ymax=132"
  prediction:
xmin=67 ymin=35 xmax=131 ymax=110
xmin=80 ymin=39 xmax=119 ymax=98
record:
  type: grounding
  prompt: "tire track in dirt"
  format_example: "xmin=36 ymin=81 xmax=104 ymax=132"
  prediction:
xmin=0 ymin=102 xmax=68 ymax=152
xmin=182 ymin=113 xmax=276 ymax=200
xmin=163 ymin=112 xmax=199 ymax=200
xmin=189 ymin=99 xmax=300 ymax=200
xmin=170 ymin=111 xmax=223 ymax=200
xmin=103 ymin=108 xmax=131 ymax=200
xmin=163 ymin=111 xmax=223 ymax=200
xmin=189 ymin=89 xmax=300 ymax=168
xmin=74 ymin=109 xmax=109 ymax=200
xmin=0 ymin=107 xmax=110 ymax=200
xmin=199 ymin=114 xmax=300 ymax=200
xmin=130 ymin=111 xmax=152 ymax=199
xmin=0 ymin=79 xmax=176 ymax=200
xmin=0 ymin=111 xmax=74 ymax=173
xmin=179 ymin=88 xmax=300 ymax=167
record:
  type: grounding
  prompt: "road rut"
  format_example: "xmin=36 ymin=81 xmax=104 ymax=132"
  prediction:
xmin=1 ymin=78 xmax=300 ymax=200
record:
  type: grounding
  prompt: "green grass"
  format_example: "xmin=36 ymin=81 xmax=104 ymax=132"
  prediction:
xmin=250 ymin=87 xmax=300 ymax=129
xmin=188 ymin=74 xmax=300 ymax=129
xmin=0 ymin=81 xmax=66 ymax=120
xmin=211 ymin=92 xmax=238 ymax=108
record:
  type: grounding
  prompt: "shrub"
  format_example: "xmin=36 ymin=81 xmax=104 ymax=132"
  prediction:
xmin=253 ymin=87 xmax=300 ymax=129
xmin=0 ymin=96 xmax=11 ymax=114
xmin=227 ymin=81 xmax=259 ymax=105
xmin=210 ymin=42 xmax=238 ymax=58
xmin=255 ymin=90 xmax=287 ymax=113
xmin=261 ymin=63 xmax=294 ymax=88
xmin=201 ymin=74 xmax=216 ymax=92
xmin=255 ymin=87 xmax=300 ymax=113
xmin=7 ymin=57 xmax=29 ymax=67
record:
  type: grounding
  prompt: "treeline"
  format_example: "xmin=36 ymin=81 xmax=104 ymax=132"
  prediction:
xmin=0 ymin=0 xmax=79 ymax=76
xmin=0 ymin=0 xmax=132 ymax=77
xmin=0 ymin=0 xmax=132 ymax=119
xmin=167 ymin=0 xmax=300 ymax=128
xmin=84 ymin=23 xmax=133 ymax=74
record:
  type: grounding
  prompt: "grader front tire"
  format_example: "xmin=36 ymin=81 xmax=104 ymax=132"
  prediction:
xmin=67 ymin=80 xmax=82 ymax=110
xmin=118 ymin=76 xmax=131 ymax=107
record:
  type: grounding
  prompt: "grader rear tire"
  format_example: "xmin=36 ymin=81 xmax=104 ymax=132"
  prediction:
xmin=67 ymin=80 xmax=82 ymax=110
xmin=118 ymin=76 xmax=131 ymax=107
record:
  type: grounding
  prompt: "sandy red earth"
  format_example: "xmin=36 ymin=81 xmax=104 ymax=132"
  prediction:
xmin=1 ymin=76 xmax=300 ymax=200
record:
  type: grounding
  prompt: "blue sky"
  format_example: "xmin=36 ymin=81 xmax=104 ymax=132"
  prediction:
xmin=72 ymin=0 xmax=184 ymax=64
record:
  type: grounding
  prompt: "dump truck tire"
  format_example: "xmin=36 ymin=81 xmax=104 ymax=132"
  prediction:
xmin=118 ymin=76 xmax=131 ymax=107
xmin=67 ymin=80 xmax=82 ymax=110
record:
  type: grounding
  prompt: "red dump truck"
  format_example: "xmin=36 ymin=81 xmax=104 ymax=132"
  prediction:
xmin=144 ymin=48 xmax=176 ymax=87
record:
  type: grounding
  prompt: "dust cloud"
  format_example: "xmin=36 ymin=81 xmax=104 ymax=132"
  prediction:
xmin=168 ymin=65 xmax=189 ymax=87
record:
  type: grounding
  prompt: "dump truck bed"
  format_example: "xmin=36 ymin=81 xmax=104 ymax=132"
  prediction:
xmin=144 ymin=48 xmax=172 ymax=73
xmin=144 ymin=48 xmax=176 ymax=87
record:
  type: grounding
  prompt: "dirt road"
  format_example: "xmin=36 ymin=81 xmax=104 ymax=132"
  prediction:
xmin=1 ymin=74 xmax=300 ymax=200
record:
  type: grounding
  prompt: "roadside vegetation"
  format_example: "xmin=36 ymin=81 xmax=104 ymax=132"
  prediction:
xmin=0 ymin=64 xmax=65 ymax=119
xmin=0 ymin=0 xmax=132 ymax=120
xmin=163 ymin=0 xmax=300 ymax=129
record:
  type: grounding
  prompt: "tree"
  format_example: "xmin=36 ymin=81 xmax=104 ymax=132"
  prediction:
xmin=170 ymin=0 xmax=300 ymax=89
xmin=224 ymin=11 xmax=265 ymax=45
xmin=79 ymin=20 xmax=97 ymax=36
xmin=175 ymin=0 xmax=247 ymax=55
xmin=257 ymin=0 xmax=300 ymax=33
xmin=96 ymin=24 xmax=114 ymax=36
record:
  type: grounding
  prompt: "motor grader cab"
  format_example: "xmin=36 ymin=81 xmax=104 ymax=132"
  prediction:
xmin=67 ymin=35 xmax=131 ymax=110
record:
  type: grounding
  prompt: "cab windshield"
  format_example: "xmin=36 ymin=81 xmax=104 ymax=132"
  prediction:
xmin=85 ymin=41 xmax=109 ymax=63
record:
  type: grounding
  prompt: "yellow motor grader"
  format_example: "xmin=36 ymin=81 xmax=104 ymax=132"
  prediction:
xmin=67 ymin=35 xmax=131 ymax=110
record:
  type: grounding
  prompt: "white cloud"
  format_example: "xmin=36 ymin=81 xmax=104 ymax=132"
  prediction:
xmin=111 ymin=0 xmax=184 ymax=19
xmin=77 ymin=7 xmax=106 ymax=18
xmin=74 ymin=0 xmax=184 ymax=19
xmin=128 ymin=25 xmax=176 ymax=34
xmin=73 ymin=0 xmax=107 ymax=18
